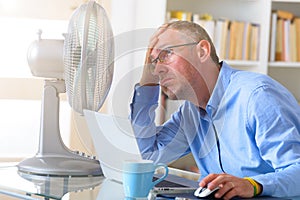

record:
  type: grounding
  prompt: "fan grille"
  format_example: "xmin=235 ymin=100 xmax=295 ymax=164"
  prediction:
xmin=63 ymin=1 xmax=114 ymax=114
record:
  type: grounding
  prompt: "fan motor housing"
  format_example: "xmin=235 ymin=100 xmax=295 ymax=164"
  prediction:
xmin=27 ymin=38 xmax=64 ymax=79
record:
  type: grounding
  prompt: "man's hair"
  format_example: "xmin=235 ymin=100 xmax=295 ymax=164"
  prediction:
xmin=166 ymin=20 xmax=219 ymax=65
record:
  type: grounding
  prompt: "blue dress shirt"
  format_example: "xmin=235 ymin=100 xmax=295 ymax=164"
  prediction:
xmin=130 ymin=62 xmax=300 ymax=197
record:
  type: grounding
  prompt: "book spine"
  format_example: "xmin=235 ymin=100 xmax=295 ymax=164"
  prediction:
xmin=167 ymin=11 xmax=260 ymax=61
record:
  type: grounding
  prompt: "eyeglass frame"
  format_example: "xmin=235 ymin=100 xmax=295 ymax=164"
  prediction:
xmin=150 ymin=42 xmax=199 ymax=67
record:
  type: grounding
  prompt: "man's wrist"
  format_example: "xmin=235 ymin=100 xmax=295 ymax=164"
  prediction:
xmin=244 ymin=177 xmax=262 ymax=196
xmin=133 ymin=83 xmax=160 ymax=103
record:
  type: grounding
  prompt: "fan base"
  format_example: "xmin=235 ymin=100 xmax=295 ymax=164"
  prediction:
xmin=18 ymin=155 xmax=103 ymax=177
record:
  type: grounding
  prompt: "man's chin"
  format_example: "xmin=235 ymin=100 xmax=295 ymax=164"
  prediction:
xmin=161 ymin=86 xmax=178 ymax=100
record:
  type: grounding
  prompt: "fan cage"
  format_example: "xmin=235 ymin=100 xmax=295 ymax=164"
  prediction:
xmin=63 ymin=1 xmax=114 ymax=114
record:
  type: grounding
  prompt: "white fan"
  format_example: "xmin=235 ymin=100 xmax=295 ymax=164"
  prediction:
xmin=17 ymin=0 xmax=114 ymax=176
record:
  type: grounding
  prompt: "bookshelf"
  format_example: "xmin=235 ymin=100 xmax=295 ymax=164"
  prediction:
xmin=268 ymin=0 xmax=300 ymax=101
xmin=165 ymin=0 xmax=271 ymax=75
xmin=163 ymin=0 xmax=300 ymax=101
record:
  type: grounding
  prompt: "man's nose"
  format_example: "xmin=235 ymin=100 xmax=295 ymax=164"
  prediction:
xmin=152 ymin=62 xmax=167 ymax=76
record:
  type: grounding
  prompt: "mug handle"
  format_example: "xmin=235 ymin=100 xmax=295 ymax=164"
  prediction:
xmin=151 ymin=163 xmax=169 ymax=187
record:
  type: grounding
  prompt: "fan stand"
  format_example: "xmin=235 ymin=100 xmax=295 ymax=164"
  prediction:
xmin=18 ymin=79 xmax=102 ymax=176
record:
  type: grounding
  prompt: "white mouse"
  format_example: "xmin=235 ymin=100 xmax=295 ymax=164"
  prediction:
xmin=194 ymin=186 xmax=220 ymax=198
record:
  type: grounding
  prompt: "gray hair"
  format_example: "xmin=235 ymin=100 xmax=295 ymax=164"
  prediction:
xmin=165 ymin=20 xmax=219 ymax=65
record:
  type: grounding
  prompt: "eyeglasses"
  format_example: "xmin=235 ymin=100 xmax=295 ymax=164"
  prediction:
xmin=150 ymin=42 xmax=198 ymax=67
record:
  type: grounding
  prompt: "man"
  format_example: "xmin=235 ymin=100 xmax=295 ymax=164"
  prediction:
xmin=130 ymin=21 xmax=300 ymax=199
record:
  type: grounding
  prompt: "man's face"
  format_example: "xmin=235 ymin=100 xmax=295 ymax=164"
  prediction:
xmin=151 ymin=29 xmax=202 ymax=101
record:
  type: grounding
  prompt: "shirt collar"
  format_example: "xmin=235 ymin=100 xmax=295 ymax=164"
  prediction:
xmin=206 ymin=61 xmax=236 ymax=117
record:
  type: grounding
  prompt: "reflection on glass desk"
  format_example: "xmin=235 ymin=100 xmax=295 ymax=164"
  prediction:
xmin=0 ymin=163 xmax=125 ymax=200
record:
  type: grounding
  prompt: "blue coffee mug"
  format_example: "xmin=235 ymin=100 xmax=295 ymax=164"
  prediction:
xmin=122 ymin=159 xmax=169 ymax=198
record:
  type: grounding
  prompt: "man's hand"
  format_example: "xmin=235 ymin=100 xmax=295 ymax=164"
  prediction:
xmin=139 ymin=47 xmax=159 ymax=86
xmin=199 ymin=173 xmax=261 ymax=199
xmin=139 ymin=25 xmax=168 ymax=86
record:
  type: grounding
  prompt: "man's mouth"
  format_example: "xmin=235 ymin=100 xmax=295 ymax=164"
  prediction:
xmin=160 ymin=77 xmax=172 ymax=87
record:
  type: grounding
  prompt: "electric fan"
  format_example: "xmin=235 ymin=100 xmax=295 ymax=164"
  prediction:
xmin=17 ymin=0 xmax=114 ymax=176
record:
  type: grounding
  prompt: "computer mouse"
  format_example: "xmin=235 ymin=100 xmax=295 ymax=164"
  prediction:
xmin=194 ymin=186 xmax=220 ymax=199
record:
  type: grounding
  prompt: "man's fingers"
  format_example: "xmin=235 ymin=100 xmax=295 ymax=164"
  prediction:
xmin=149 ymin=24 xmax=168 ymax=42
xmin=215 ymin=181 xmax=235 ymax=198
xmin=148 ymin=24 xmax=169 ymax=48
xmin=199 ymin=173 xmax=220 ymax=188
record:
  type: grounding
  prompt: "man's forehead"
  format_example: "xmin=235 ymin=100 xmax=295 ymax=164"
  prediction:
xmin=155 ymin=28 xmax=187 ymax=49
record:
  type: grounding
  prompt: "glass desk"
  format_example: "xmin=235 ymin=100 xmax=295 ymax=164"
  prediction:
xmin=1 ymin=163 xmax=300 ymax=200
xmin=0 ymin=163 xmax=165 ymax=200
xmin=0 ymin=163 xmax=126 ymax=200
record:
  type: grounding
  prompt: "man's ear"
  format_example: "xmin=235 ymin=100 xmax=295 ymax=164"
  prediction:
xmin=197 ymin=40 xmax=211 ymax=61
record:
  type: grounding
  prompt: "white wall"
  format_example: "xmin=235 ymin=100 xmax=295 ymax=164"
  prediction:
xmin=0 ymin=0 xmax=78 ymax=161
xmin=104 ymin=0 xmax=166 ymax=117
xmin=0 ymin=0 xmax=78 ymax=20
xmin=0 ymin=0 xmax=168 ymax=160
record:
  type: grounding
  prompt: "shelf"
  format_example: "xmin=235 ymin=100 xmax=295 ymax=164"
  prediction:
xmin=272 ymin=0 xmax=300 ymax=3
xmin=269 ymin=62 xmax=300 ymax=68
xmin=226 ymin=60 xmax=260 ymax=67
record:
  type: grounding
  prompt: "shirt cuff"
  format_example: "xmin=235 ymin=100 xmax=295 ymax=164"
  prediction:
xmin=251 ymin=175 xmax=274 ymax=196
xmin=133 ymin=83 xmax=160 ymax=103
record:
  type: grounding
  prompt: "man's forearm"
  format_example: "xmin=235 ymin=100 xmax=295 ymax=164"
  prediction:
xmin=130 ymin=84 xmax=160 ymax=157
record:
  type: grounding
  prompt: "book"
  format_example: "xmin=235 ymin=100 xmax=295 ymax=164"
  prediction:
xmin=275 ymin=18 xmax=284 ymax=61
xmin=225 ymin=22 xmax=231 ymax=60
xmin=269 ymin=11 xmax=278 ymax=62
xmin=235 ymin=21 xmax=245 ymax=60
xmin=214 ymin=19 xmax=223 ymax=58
xmin=168 ymin=10 xmax=192 ymax=22
xmin=193 ymin=14 xmax=215 ymax=42
xmin=249 ymin=23 xmax=260 ymax=61
xmin=282 ymin=19 xmax=291 ymax=61
xmin=275 ymin=9 xmax=294 ymax=20
xmin=294 ymin=18 xmax=300 ymax=61
xmin=214 ymin=18 xmax=229 ymax=59
xmin=242 ymin=22 xmax=251 ymax=60
xmin=229 ymin=21 xmax=245 ymax=60
xmin=289 ymin=21 xmax=297 ymax=62
xmin=221 ymin=20 xmax=230 ymax=60
xmin=273 ymin=9 xmax=296 ymax=61
xmin=228 ymin=21 xmax=239 ymax=60
xmin=217 ymin=19 xmax=229 ymax=60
